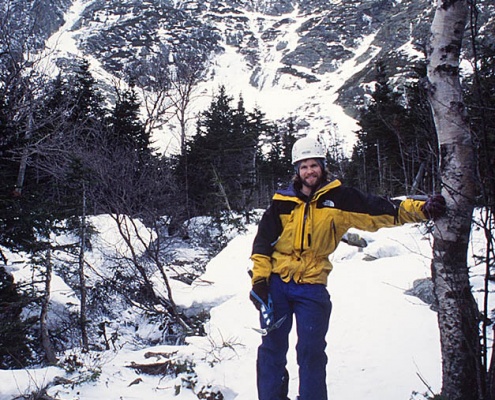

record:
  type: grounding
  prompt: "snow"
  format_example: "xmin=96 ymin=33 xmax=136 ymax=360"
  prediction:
xmin=192 ymin=13 xmax=379 ymax=156
xmin=2 ymin=215 xmax=464 ymax=400
xmin=3 ymin=3 xmax=489 ymax=398
xmin=1 ymin=367 xmax=61 ymax=398
xmin=36 ymin=2 xmax=381 ymax=157
xmin=36 ymin=0 xmax=95 ymax=73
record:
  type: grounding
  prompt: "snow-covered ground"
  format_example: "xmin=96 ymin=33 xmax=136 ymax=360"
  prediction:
xmin=3 ymin=214 xmax=470 ymax=400
xmin=5 ymin=1 xmax=489 ymax=397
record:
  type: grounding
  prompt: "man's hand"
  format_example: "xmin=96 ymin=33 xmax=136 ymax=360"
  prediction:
xmin=422 ymin=194 xmax=446 ymax=220
xmin=250 ymin=278 xmax=269 ymax=310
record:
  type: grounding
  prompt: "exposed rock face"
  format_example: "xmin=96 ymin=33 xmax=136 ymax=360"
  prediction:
xmin=15 ymin=1 xmax=433 ymax=89
xmin=6 ymin=0 xmax=495 ymax=138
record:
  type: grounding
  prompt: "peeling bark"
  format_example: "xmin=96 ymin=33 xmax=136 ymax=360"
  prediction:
xmin=427 ymin=0 xmax=483 ymax=399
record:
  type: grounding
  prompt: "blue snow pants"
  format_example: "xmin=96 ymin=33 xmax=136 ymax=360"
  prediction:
xmin=256 ymin=274 xmax=332 ymax=400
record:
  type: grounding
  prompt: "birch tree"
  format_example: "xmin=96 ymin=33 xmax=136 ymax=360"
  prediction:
xmin=427 ymin=0 xmax=482 ymax=398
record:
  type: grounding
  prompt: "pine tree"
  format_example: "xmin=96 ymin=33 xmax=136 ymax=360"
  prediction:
xmin=465 ymin=40 xmax=495 ymax=206
xmin=176 ymin=86 xmax=267 ymax=216
xmin=110 ymin=82 xmax=152 ymax=161
xmin=349 ymin=61 xmax=420 ymax=195
xmin=0 ymin=266 xmax=31 ymax=368
xmin=67 ymin=59 xmax=106 ymax=126
xmin=402 ymin=62 xmax=439 ymax=194
xmin=256 ymin=119 xmax=296 ymax=206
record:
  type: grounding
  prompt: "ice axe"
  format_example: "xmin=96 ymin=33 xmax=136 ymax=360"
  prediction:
xmin=250 ymin=290 xmax=287 ymax=336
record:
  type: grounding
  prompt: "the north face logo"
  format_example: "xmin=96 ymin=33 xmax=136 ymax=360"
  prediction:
xmin=322 ymin=200 xmax=335 ymax=207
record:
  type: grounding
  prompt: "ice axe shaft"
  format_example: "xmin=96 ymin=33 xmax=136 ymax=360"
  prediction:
xmin=250 ymin=290 xmax=287 ymax=335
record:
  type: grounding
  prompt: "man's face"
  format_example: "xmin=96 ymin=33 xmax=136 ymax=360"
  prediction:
xmin=298 ymin=158 xmax=323 ymax=192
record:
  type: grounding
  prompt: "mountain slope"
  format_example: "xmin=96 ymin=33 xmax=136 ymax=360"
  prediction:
xmin=20 ymin=0 xmax=492 ymax=152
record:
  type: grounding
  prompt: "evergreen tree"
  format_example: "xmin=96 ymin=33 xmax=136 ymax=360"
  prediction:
xmin=67 ymin=59 xmax=106 ymax=127
xmin=109 ymin=82 xmax=152 ymax=161
xmin=281 ymin=118 xmax=297 ymax=179
xmin=347 ymin=60 xmax=437 ymax=195
xmin=402 ymin=62 xmax=439 ymax=194
xmin=0 ymin=266 xmax=31 ymax=368
xmin=256 ymin=119 xmax=296 ymax=206
xmin=0 ymin=91 xmax=20 ymax=246
xmin=89 ymin=84 xmax=167 ymax=218
xmin=176 ymin=86 xmax=267 ymax=216
xmin=262 ymin=131 xmax=284 ymax=186
xmin=237 ymin=104 xmax=274 ymax=211
xmin=465 ymin=40 xmax=495 ymax=206
xmin=358 ymin=61 xmax=407 ymax=194
xmin=0 ymin=77 xmax=65 ymax=250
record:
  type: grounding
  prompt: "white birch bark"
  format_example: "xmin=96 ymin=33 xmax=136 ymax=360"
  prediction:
xmin=427 ymin=1 xmax=482 ymax=398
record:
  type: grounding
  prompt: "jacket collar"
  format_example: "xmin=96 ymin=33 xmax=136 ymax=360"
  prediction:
xmin=275 ymin=179 xmax=342 ymax=201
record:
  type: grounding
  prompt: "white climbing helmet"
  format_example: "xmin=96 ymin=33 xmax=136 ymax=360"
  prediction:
xmin=291 ymin=136 xmax=326 ymax=164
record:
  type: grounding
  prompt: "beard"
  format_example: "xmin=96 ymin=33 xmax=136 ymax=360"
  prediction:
xmin=301 ymin=174 xmax=322 ymax=190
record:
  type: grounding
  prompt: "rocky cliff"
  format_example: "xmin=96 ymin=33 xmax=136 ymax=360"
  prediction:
xmin=8 ymin=0 xmax=495 ymax=152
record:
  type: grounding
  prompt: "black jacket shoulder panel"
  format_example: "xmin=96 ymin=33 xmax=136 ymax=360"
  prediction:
xmin=252 ymin=201 xmax=285 ymax=256
xmin=318 ymin=186 xmax=400 ymax=217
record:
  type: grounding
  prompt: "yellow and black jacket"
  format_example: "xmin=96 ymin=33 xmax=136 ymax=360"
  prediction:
xmin=251 ymin=179 xmax=427 ymax=285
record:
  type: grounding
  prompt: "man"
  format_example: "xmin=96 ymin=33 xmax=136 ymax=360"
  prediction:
xmin=249 ymin=136 xmax=446 ymax=400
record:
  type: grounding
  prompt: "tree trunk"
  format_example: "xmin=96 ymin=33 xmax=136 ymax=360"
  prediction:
xmin=40 ymin=250 xmax=58 ymax=364
xmin=427 ymin=1 xmax=482 ymax=399
xmin=376 ymin=140 xmax=383 ymax=191
xmin=79 ymin=183 xmax=89 ymax=350
xmin=211 ymin=164 xmax=233 ymax=214
xmin=13 ymin=113 xmax=33 ymax=196
xmin=113 ymin=214 xmax=159 ymax=304
xmin=411 ymin=161 xmax=426 ymax=195
xmin=489 ymin=324 xmax=495 ymax=400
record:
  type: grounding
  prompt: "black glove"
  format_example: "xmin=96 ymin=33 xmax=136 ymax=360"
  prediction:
xmin=422 ymin=194 xmax=446 ymax=220
xmin=250 ymin=278 xmax=269 ymax=310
